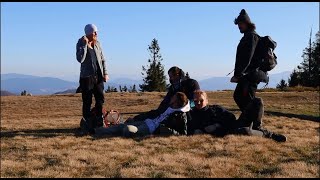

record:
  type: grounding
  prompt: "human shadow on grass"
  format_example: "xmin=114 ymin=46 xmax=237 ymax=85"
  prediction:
xmin=1 ymin=127 xmax=84 ymax=138
xmin=91 ymin=126 xmax=179 ymax=142
xmin=227 ymin=108 xmax=319 ymax=123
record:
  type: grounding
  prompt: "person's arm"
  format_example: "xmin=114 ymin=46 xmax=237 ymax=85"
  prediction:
xmin=182 ymin=79 xmax=200 ymax=100
xmin=97 ymin=41 xmax=108 ymax=76
xmin=187 ymin=111 xmax=203 ymax=135
xmin=157 ymin=89 xmax=173 ymax=113
xmin=161 ymin=111 xmax=189 ymax=135
xmin=191 ymin=79 xmax=200 ymax=91
xmin=214 ymin=105 xmax=237 ymax=128
xmin=76 ymin=37 xmax=89 ymax=63
xmin=234 ymin=33 xmax=259 ymax=78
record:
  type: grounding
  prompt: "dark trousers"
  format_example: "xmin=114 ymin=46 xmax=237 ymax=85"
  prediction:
xmin=94 ymin=121 xmax=151 ymax=138
xmin=233 ymin=77 xmax=258 ymax=112
xmin=237 ymin=97 xmax=263 ymax=130
xmin=231 ymin=97 xmax=272 ymax=138
xmin=80 ymin=75 xmax=104 ymax=127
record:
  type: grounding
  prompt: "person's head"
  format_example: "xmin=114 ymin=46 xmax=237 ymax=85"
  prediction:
xmin=234 ymin=9 xmax=256 ymax=33
xmin=168 ymin=66 xmax=184 ymax=86
xmin=193 ymin=90 xmax=209 ymax=110
xmin=169 ymin=92 xmax=188 ymax=109
xmin=84 ymin=24 xmax=98 ymax=43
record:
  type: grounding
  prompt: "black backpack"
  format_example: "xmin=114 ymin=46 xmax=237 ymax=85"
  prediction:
xmin=257 ymin=36 xmax=277 ymax=72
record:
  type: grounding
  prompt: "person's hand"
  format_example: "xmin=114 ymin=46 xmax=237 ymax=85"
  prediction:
xmin=82 ymin=36 xmax=89 ymax=45
xmin=230 ymin=76 xmax=239 ymax=83
xmin=82 ymin=36 xmax=93 ymax=48
xmin=104 ymin=75 xmax=109 ymax=82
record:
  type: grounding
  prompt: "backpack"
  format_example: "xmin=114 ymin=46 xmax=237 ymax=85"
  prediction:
xmin=257 ymin=36 xmax=277 ymax=72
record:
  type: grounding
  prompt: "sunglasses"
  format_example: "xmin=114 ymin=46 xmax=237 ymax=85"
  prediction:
xmin=194 ymin=99 xmax=204 ymax=103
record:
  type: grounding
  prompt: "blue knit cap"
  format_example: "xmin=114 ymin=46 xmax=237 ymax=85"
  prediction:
xmin=84 ymin=24 xmax=98 ymax=35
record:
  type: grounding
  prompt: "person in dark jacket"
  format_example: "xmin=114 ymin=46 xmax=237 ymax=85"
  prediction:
xmin=128 ymin=66 xmax=200 ymax=122
xmin=189 ymin=90 xmax=287 ymax=142
xmin=230 ymin=9 xmax=269 ymax=112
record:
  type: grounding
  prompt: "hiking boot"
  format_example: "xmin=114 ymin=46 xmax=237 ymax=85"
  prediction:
xmin=256 ymin=127 xmax=273 ymax=138
xmin=80 ymin=117 xmax=90 ymax=135
xmin=80 ymin=117 xmax=96 ymax=135
xmin=271 ymin=133 xmax=287 ymax=142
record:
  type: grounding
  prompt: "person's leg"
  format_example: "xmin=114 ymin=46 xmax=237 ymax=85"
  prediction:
xmin=231 ymin=124 xmax=287 ymax=142
xmin=233 ymin=126 xmax=264 ymax=137
xmin=93 ymin=79 xmax=105 ymax=127
xmin=233 ymin=79 xmax=253 ymax=112
xmin=80 ymin=77 xmax=94 ymax=120
xmin=247 ymin=81 xmax=258 ymax=104
xmin=94 ymin=124 xmax=126 ymax=137
xmin=123 ymin=121 xmax=151 ymax=137
xmin=237 ymin=97 xmax=264 ymax=129
xmin=249 ymin=98 xmax=264 ymax=130
xmin=233 ymin=82 xmax=244 ymax=111
xmin=79 ymin=77 xmax=95 ymax=134
xmin=82 ymin=91 xmax=93 ymax=119
xmin=94 ymin=121 xmax=147 ymax=137
xmin=125 ymin=121 xmax=148 ymax=126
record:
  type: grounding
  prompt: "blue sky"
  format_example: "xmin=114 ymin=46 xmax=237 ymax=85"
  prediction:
xmin=1 ymin=2 xmax=319 ymax=82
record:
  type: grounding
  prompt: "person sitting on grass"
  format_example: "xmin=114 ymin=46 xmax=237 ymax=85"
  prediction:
xmin=92 ymin=92 xmax=190 ymax=138
xmin=189 ymin=90 xmax=287 ymax=142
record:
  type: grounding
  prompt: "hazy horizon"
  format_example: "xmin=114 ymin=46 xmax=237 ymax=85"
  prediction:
xmin=1 ymin=70 xmax=292 ymax=83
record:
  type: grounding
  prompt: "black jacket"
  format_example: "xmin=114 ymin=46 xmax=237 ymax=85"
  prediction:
xmin=234 ymin=31 xmax=268 ymax=83
xmin=189 ymin=105 xmax=237 ymax=136
xmin=131 ymin=73 xmax=199 ymax=122
xmin=157 ymin=71 xmax=200 ymax=113
xmin=234 ymin=30 xmax=259 ymax=77
xmin=158 ymin=111 xmax=189 ymax=135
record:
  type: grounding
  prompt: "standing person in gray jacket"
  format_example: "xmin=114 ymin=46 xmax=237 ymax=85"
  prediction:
xmin=76 ymin=24 xmax=109 ymax=134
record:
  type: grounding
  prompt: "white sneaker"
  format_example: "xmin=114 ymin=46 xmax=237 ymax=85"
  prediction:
xmin=127 ymin=125 xmax=138 ymax=133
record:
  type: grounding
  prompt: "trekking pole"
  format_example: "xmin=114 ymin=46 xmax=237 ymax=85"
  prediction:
xmin=226 ymin=69 xmax=235 ymax=76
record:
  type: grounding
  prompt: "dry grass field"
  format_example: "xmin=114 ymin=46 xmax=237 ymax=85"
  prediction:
xmin=1 ymin=91 xmax=319 ymax=178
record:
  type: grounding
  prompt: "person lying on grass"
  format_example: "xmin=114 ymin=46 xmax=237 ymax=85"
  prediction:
xmin=93 ymin=92 xmax=190 ymax=138
xmin=189 ymin=90 xmax=287 ymax=142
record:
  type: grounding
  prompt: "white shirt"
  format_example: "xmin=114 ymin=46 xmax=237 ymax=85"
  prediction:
xmin=145 ymin=101 xmax=191 ymax=133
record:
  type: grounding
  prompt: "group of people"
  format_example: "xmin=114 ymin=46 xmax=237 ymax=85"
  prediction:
xmin=76 ymin=9 xmax=287 ymax=142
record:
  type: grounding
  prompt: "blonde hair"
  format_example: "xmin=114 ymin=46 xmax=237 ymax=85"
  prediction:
xmin=193 ymin=90 xmax=208 ymax=103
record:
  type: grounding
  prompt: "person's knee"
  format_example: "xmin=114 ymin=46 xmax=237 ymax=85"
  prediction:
xmin=236 ymin=127 xmax=253 ymax=135
xmin=193 ymin=129 xmax=204 ymax=135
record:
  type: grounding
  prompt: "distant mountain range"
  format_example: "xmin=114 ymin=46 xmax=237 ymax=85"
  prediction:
xmin=0 ymin=90 xmax=17 ymax=96
xmin=1 ymin=73 xmax=143 ymax=95
xmin=1 ymin=71 xmax=291 ymax=95
xmin=1 ymin=73 xmax=79 ymax=95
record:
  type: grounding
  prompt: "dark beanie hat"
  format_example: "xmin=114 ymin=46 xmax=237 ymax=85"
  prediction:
xmin=234 ymin=9 xmax=251 ymax=25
